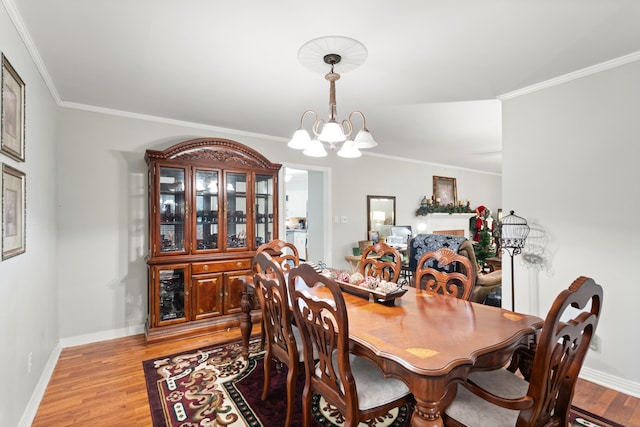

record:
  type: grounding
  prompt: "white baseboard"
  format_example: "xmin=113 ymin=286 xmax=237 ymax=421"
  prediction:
xmin=58 ymin=324 xmax=145 ymax=348
xmin=18 ymin=324 xmax=145 ymax=427
xmin=580 ymin=366 xmax=640 ymax=399
xmin=18 ymin=342 xmax=62 ymax=427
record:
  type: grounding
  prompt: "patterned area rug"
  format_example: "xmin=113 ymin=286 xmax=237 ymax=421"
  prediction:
xmin=142 ymin=338 xmax=621 ymax=427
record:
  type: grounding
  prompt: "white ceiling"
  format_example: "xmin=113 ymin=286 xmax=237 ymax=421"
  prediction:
xmin=8 ymin=0 xmax=640 ymax=174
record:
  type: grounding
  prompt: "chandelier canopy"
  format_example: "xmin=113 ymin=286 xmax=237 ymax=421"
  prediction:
xmin=288 ymin=36 xmax=377 ymax=158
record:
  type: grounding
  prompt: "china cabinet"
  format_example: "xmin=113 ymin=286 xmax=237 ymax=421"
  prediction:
xmin=145 ymin=137 xmax=281 ymax=342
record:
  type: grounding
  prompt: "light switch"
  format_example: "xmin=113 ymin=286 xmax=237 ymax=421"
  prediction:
xmin=341 ymin=216 xmax=348 ymax=223
xmin=334 ymin=216 xmax=340 ymax=224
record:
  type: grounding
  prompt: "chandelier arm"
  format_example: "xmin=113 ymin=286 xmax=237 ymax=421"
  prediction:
xmin=348 ymin=111 xmax=368 ymax=130
xmin=312 ymin=118 xmax=325 ymax=138
xmin=298 ymin=110 xmax=318 ymax=128
xmin=341 ymin=119 xmax=353 ymax=139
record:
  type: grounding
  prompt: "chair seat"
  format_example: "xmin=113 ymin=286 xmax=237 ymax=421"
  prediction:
xmin=445 ymin=368 xmax=529 ymax=427
xmin=317 ymin=353 xmax=411 ymax=411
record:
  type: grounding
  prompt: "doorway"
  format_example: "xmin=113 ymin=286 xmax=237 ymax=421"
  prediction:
xmin=282 ymin=166 xmax=330 ymax=264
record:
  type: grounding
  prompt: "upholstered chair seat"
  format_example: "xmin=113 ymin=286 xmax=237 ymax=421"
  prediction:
xmin=445 ymin=369 xmax=529 ymax=427
xmin=317 ymin=353 xmax=410 ymax=411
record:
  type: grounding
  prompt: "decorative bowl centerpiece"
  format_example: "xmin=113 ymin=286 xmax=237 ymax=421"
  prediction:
xmin=320 ymin=268 xmax=407 ymax=304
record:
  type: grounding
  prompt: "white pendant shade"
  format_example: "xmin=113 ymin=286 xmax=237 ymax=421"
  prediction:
xmin=288 ymin=129 xmax=311 ymax=150
xmin=353 ymin=128 xmax=377 ymax=149
xmin=303 ymin=139 xmax=328 ymax=157
xmin=337 ymin=140 xmax=362 ymax=158
xmin=318 ymin=120 xmax=347 ymax=143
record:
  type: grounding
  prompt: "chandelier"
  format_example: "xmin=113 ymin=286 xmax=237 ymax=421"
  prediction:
xmin=288 ymin=37 xmax=377 ymax=158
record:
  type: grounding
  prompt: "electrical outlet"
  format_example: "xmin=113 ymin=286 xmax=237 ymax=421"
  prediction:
xmin=590 ymin=335 xmax=601 ymax=352
xmin=28 ymin=352 xmax=33 ymax=373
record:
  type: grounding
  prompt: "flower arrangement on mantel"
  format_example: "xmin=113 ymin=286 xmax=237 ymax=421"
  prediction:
xmin=415 ymin=195 xmax=473 ymax=216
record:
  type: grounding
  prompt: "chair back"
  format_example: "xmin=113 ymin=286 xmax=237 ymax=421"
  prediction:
xmin=256 ymin=239 xmax=300 ymax=272
xmin=360 ymin=242 xmax=402 ymax=283
xmin=287 ymin=263 xmax=359 ymax=416
xmin=522 ymin=276 xmax=603 ymax=426
xmin=414 ymin=248 xmax=476 ymax=299
xmin=252 ymin=252 xmax=298 ymax=364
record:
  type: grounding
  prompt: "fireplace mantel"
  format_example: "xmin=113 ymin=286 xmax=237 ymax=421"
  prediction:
xmin=421 ymin=213 xmax=475 ymax=239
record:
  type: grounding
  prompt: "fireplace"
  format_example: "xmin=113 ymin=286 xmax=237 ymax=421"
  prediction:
xmin=421 ymin=213 xmax=475 ymax=239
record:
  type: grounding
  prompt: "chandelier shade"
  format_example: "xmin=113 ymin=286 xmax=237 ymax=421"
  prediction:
xmin=287 ymin=128 xmax=311 ymax=150
xmin=318 ymin=120 xmax=347 ymax=143
xmin=337 ymin=140 xmax=362 ymax=158
xmin=288 ymin=36 xmax=377 ymax=158
xmin=303 ymin=139 xmax=328 ymax=157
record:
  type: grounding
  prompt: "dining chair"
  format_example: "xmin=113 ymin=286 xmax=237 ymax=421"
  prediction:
xmin=251 ymin=251 xmax=303 ymax=427
xmin=287 ymin=263 xmax=412 ymax=427
xmin=360 ymin=242 xmax=403 ymax=283
xmin=414 ymin=248 xmax=476 ymax=300
xmin=443 ymin=276 xmax=603 ymax=427
xmin=256 ymin=238 xmax=300 ymax=272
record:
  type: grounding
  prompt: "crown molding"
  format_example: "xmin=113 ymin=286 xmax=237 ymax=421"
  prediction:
xmin=499 ymin=51 xmax=640 ymax=101
xmin=59 ymin=101 xmax=286 ymax=142
xmin=2 ymin=0 xmax=62 ymax=103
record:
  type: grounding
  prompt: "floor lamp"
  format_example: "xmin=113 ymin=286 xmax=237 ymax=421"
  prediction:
xmin=499 ymin=210 xmax=530 ymax=311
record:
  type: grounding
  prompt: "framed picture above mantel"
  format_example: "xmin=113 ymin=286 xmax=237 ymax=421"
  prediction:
xmin=433 ymin=176 xmax=457 ymax=206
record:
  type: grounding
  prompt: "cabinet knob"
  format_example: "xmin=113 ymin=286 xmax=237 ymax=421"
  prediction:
xmin=203 ymin=264 xmax=209 ymax=271
xmin=236 ymin=262 xmax=243 ymax=268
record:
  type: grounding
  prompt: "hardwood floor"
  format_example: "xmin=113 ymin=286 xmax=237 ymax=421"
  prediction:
xmin=32 ymin=327 xmax=640 ymax=426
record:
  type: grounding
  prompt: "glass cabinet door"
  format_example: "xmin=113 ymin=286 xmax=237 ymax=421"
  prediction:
xmin=225 ymin=171 xmax=248 ymax=250
xmin=255 ymin=174 xmax=274 ymax=248
xmin=158 ymin=266 xmax=187 ymax=323
xmin=194 ymin=169 xmax=219 ymax=251
xmin=159 ymin=167 xmax=186 ymax=253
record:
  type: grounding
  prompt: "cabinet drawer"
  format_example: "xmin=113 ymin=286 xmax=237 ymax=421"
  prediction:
xmin=192 ymin=259 xmax=251 ymax=274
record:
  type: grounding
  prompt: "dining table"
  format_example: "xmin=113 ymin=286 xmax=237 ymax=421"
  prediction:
xmin=240 ymin=273 xmax=542 ymax=427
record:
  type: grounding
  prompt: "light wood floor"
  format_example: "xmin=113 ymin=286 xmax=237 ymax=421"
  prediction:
xmin=32 ymin=327 xmax=640 ymax=426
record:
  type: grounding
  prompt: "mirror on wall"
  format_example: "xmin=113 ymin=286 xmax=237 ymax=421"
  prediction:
xmin=367 ymin=195 xmax=396 ymax=241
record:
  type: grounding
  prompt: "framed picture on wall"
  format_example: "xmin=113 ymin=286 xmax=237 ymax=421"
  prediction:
xmin=433 ymin=176 xmax=457 ymax=205
xmin=2 ymin=163 xmax=26 ymax=259
xmin=1 ymin=54 xmax=26 ymax=162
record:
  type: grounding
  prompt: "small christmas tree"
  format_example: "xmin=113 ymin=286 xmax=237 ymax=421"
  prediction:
xmin=475 ymin=227 xmax=495 ymax=269
xmin=470 ymin=206 xmax=496 ymax=270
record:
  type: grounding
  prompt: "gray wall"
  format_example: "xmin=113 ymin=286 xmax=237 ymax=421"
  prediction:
xmin=0 ymin=5 xmax=59 ymax=426
xmin=502 ymin=59 xmax=640 ymax=393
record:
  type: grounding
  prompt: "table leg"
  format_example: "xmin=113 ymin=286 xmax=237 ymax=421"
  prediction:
xmin=240 ymin=285 xmax=254 ymax=360
xmin=411 ymin=399 xmax=444 ymax=427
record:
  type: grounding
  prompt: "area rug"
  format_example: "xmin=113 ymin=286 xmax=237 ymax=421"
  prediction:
xmin=143 ymin=338 xmax=621 ymax=427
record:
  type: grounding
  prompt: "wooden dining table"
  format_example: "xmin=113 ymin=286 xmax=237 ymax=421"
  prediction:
xmin=240 ymin=277 xmax=542 ymax=427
